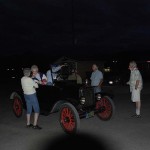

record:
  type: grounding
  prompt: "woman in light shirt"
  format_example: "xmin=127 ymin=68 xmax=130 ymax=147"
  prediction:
xmin=21 ymin=68 xmax=42 ymax=129
xmin=127 ymin=61 xmax=143 ymax=118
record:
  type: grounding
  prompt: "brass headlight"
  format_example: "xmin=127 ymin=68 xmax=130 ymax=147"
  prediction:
xmin=109 ymin=81 xmax=114 ymax=85
xmin=97 ymin=94 xmax=101 ymax=100
xmin=80 ymin=97 xmax=86 ymax=105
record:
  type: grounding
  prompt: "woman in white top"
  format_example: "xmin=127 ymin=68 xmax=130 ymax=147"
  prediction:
xmin=127 ymin=61 xmax=143 ymax=118
xmin=21 ymin=68 xmax=42 ymax=129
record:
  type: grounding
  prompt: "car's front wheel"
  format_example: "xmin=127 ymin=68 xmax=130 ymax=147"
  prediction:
xmin=13 ymin=95 xmax=23 ymax=118
xmin=96 ymin=96 xmax=115 ymax=121
xmin=59 ymin=103 xmax=80 ymax=134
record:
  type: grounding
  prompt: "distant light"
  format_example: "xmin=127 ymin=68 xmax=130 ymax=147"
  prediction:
xmin=147 ymin=61 xmax=150 ymax=63
xmin=11 ymin=77 xmax=15 ymax=79
xmin=12 ymin=68 xmax=15 ymax=70
xmin=104 ymin=67 xmax=111 ymax=72
xmin=113 ymin=60 xmax=117 ymax=63
xmin=109 ymin=81 xmax=113 ymax=85
xmin=7 ymin=69 xmax=10 ymax=71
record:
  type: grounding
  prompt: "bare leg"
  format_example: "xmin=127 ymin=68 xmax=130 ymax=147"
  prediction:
xmin=136 ymin=101 xmax=141 ymax=115
xmin=27 ymin=114 xmax=31 ymax=125
xmin=33 ymin=113 xmax=39 ymax=126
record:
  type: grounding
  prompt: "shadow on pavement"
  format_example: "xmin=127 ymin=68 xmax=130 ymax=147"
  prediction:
xmin=40 ymin=133 xmax=115 ymax=150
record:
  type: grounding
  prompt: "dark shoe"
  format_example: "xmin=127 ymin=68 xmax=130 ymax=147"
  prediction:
xmin=131 ymin=114 xmax=141 ymax=118
xmin=136 ymin=115 xmax=141 ymax=118
xmin=26 ymin=124 xmax=33 ymax=128
xmin=32 ymin=125 xmax=42 ymax=130
xmin=131 ymin=114 xmax=137 ymax=117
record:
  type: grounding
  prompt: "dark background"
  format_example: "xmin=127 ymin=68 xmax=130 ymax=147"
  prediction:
xmin=1 ymin=0 xmax=150 ymax=58
xmin=0 ymin=0 xmax=150 ymax=82
xmin=0 ymin=2 xmax=150 ymax=149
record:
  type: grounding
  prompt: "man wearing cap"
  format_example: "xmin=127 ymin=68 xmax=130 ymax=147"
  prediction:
xmin=46 ymin=64 xmax=65 ymax=85
xmin=127 ymin=61 xmax=143 ymax=118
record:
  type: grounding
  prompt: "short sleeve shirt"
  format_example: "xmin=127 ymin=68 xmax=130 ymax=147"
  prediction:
xmin=90 ymin=70 xmax=103 ymax=86
xmin=21 ymin=76 xmax=38 ymax=95
xmin=35 ymin=73 xmax=47 ymax=81
xmin=129 ymin=69 xmax=143 ymax=91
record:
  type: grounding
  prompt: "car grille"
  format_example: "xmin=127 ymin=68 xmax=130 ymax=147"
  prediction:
xmin=81 ymin=87 xmax=95 ymax=107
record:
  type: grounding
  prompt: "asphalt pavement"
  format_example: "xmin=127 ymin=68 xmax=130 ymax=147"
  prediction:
xmin=0 ymin=83 xmax=150 ymax=150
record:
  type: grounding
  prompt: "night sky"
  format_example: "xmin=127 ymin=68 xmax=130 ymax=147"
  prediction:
xmin=0 ymin=0 xmax=150 ymax=60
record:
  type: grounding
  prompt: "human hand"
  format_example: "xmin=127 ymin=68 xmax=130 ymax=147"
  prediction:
xmin=37 ymin=80 xmax=42 ymax=84
xmin=34 ymin=79 xmax=39 ymax=84
xmin=41 ymin=79 xmax=47 ymax=85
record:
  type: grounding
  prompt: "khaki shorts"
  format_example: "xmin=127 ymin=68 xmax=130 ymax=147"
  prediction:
xmin=131 ymin=89 xmax=141 ymax=102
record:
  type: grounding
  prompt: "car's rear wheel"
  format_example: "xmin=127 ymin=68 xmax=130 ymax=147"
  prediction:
xmin=59 ymin=103 xmax=80 ymax=134
xmin=13 ymin=95 xmax=23 ymax=118
xmin=96 ymin=96 xmax=115 ymax=121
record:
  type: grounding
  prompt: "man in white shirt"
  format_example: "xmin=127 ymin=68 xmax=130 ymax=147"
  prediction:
xmin=90 ymin=64 xmax=103 ymax=93
xmin=127 ymin=61 xmax=143 ymax=118
xmin=46 ymin=64 xmax=65 ymax=85
xmin=21 ymin=68 xmax=42 ymax=129
xmin=31 ymin=65 xmax=47 ymax=85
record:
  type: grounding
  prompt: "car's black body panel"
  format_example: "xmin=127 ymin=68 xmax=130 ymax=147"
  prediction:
xmin=14 ymin=82 xmax=83 ymax=115
xmin=11 ymin=80 xmax=114 ymax=117
xmin=11 ymin=80 xmax=115 ymax=134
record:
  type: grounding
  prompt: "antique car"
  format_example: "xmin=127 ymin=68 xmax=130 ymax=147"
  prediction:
xmin=10 ymin=63 xmax=115 ymax=134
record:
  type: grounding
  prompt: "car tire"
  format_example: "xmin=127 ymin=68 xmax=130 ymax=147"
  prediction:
xmin=13 ymin=95 xmax=23 ymax=118
xmin=96 ymin=96 xmax=115 ymax=121
xmin=59 ymin=103 xmax=80 ymax=134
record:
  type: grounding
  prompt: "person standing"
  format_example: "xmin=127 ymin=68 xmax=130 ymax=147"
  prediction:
xmin=46 ymin=64 xmax=65 ymax=85
xmin=31 ymin=65 xmax=47 ymax=85
xmin=90 ymin=64 xmax=103 ymax=93
xmin=21 ymin=68 xmax=42 ymax=129
xmin=68 ymin=69 xmax=82 ymax=84
xmin=127 ymin=61 xmax=143 ymax=118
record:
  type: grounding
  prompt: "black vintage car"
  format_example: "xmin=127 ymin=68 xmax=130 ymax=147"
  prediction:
xmin=10 ymin=64 xmax=115 ymax=134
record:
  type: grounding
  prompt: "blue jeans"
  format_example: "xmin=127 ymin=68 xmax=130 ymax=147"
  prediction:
xmin=24 ymin=93 xmax=40 ymax=114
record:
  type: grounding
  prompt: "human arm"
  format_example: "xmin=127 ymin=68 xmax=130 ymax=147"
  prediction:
xmin=52 ymin=66 xmax=62 ymax=73
xmin=32 ymin=79 xmax=39 ymax=88
xmin=135 ymin=80 xmax=140 ymax=90
xmin=134 ymin=70 xmax=141 ymax=90
xmin=98 ymin=72 xmax=103 ymax=87
xmin=126 ymin=81 xmax=130 ymax=85
xmin=99 ymin=79 xmax=103 ymax=87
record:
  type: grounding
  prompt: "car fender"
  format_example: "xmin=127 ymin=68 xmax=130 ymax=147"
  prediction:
xmin=50 ymin=100 xmax=67 ymax=113
xmin=100 ymin=92 xmax=114 ymax=99
xmin=10 ymin=92 xmax=21 ymax=100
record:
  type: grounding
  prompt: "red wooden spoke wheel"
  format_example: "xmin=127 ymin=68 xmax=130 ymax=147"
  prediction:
xmin=96 ymin=96 xmax=115 ymax=121
xmin=60 ymin=103 xmax=80 ymax=134
xmin=13 ymin=96 xmax=23 ymax=118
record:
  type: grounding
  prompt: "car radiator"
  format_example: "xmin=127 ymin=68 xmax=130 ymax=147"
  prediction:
xmin=81 ymin=87 xmax=95 ymax=107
